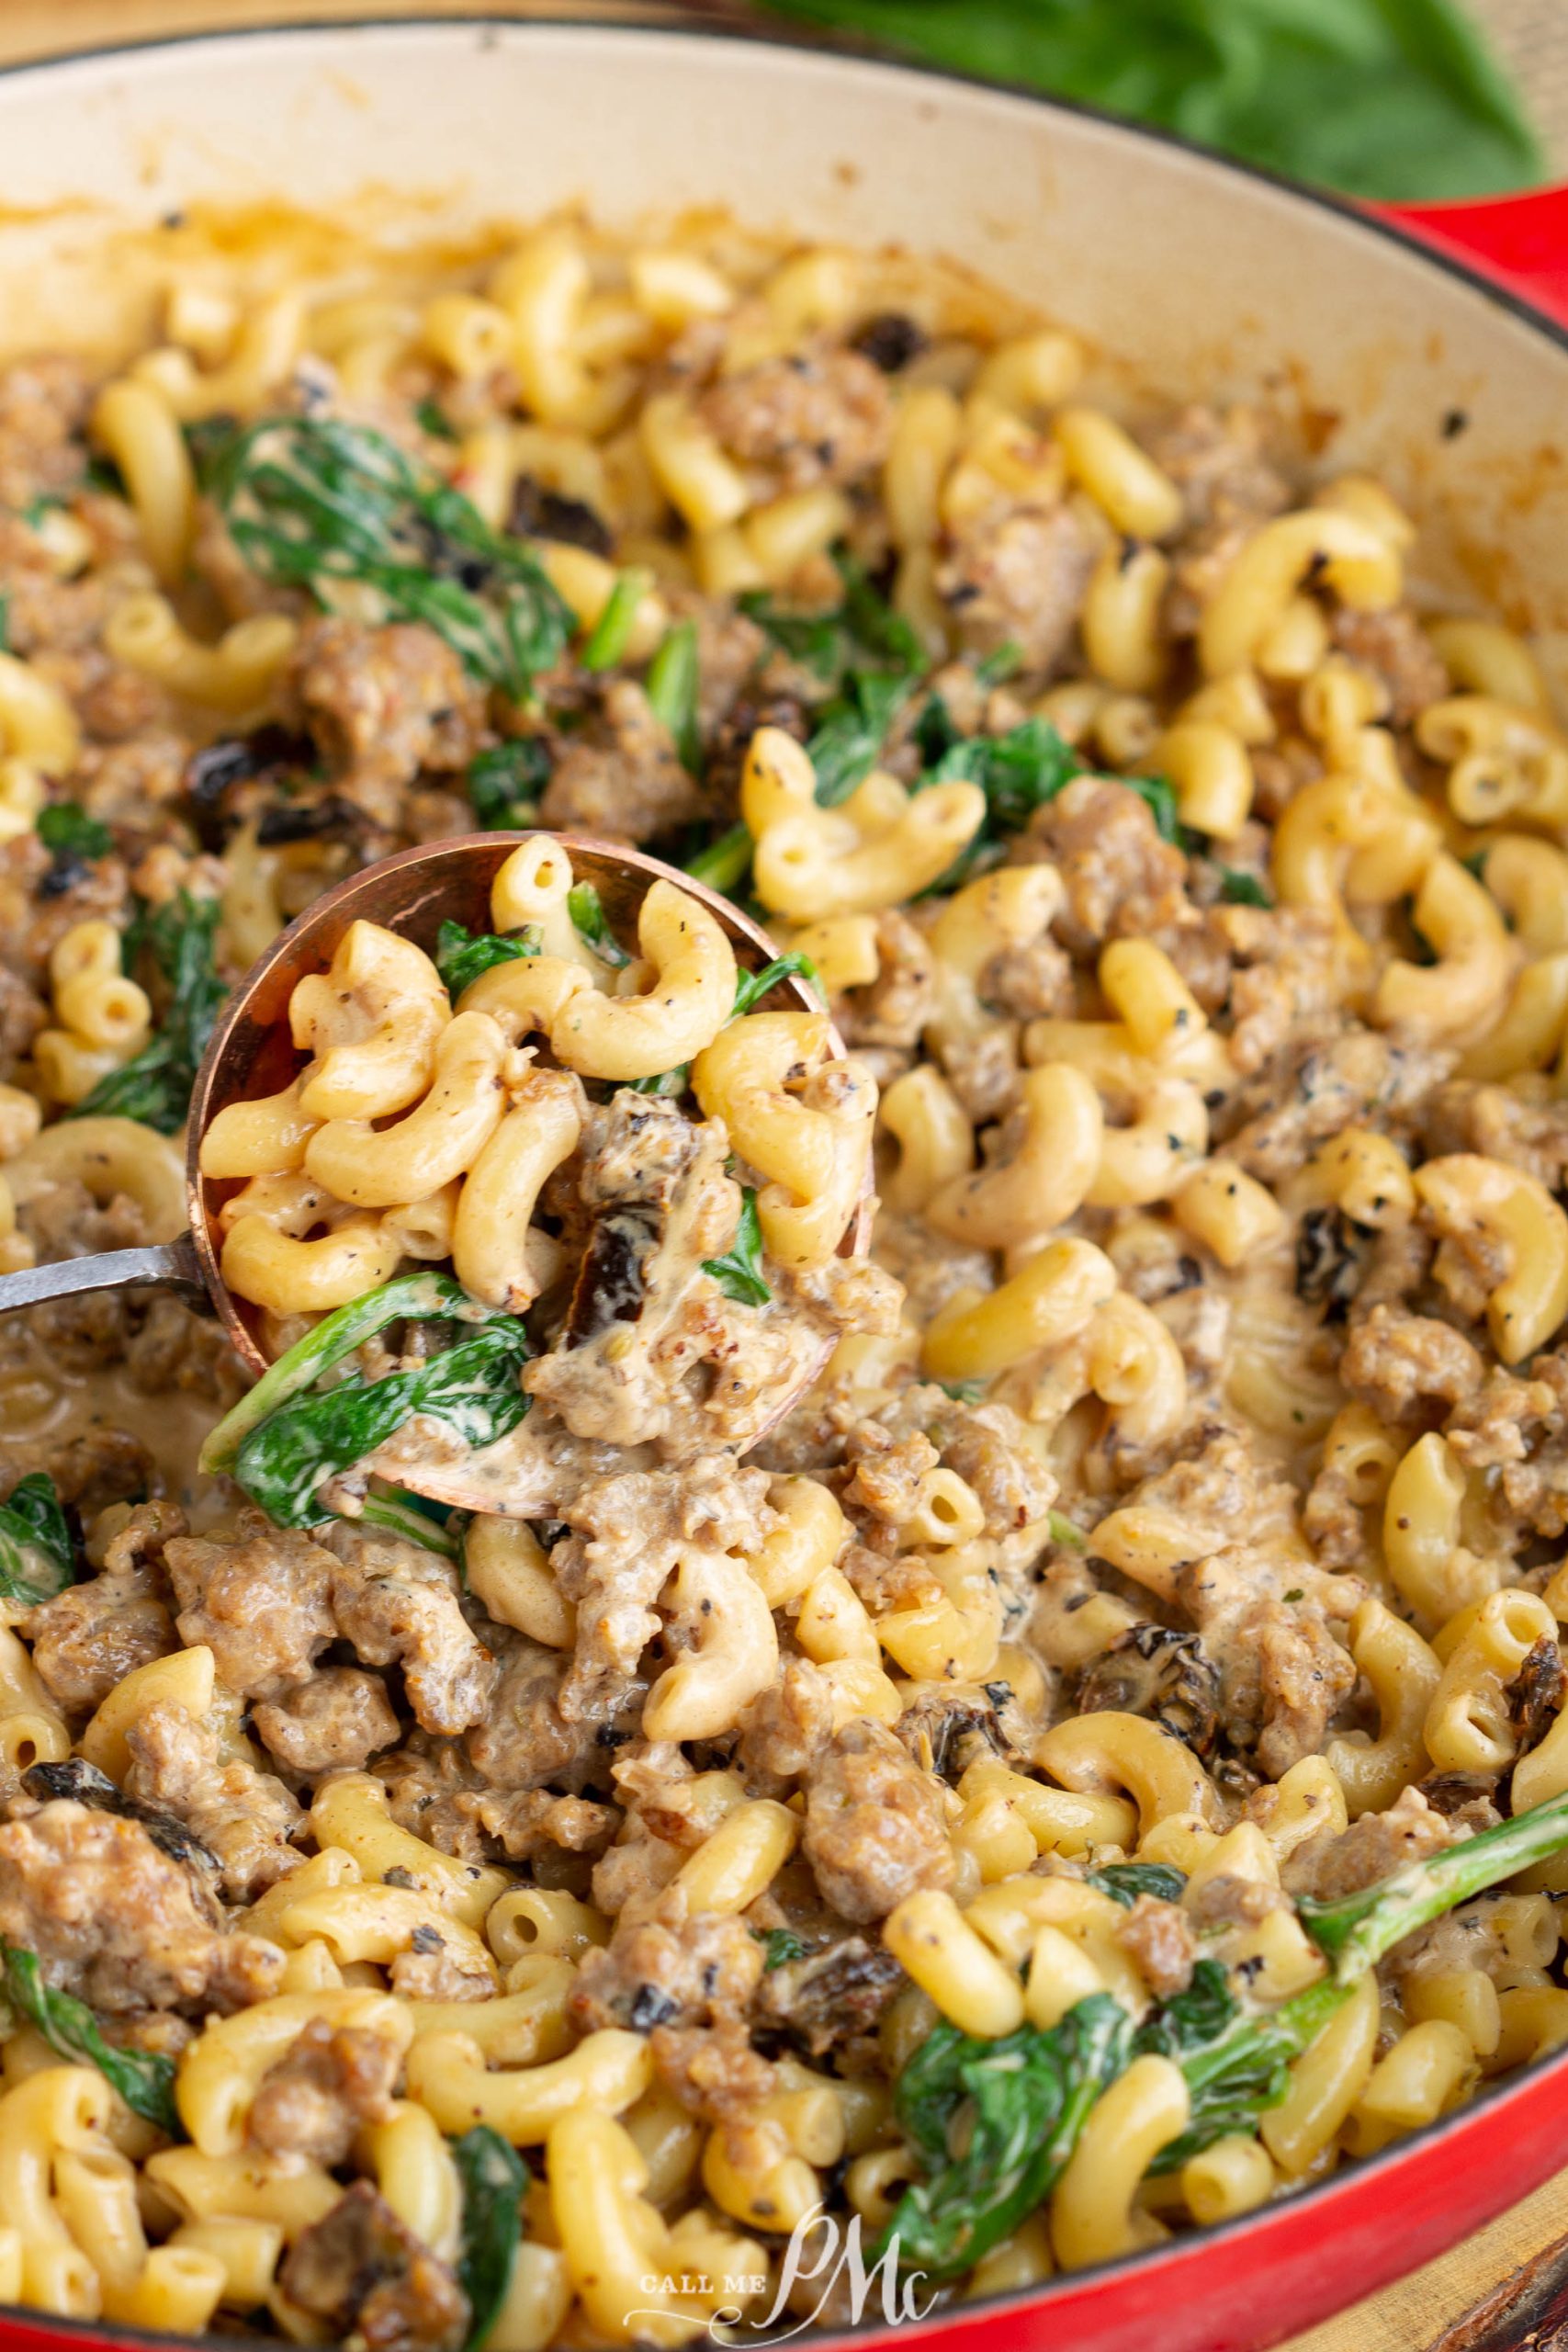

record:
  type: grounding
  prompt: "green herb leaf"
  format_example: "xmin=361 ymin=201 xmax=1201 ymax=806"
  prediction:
xmin=233 ymin=1317 xmax=532 ymax=1528
xmin=581 ymin=569 xmax=649 ymax=673
xmin=809 ymin=667 xmax=919 ymax=807
xmin=67 ymin=892 xmax=224 ymax=1136
xmin=938 ymin=1378 xmax=988 ymax=1404
xmin=926 ymin=713 xmax=1082 ymax=837
xmin=209 ymin=415 xmax=573 ymax=698
xmin=1145 ymin=1789 xmax=1568 ymax=2165
xmin=743 ymin=553 xmax=924 ymax=807
xmin=1125 ymin=772 xmax=1188 ymax=846
xmin=201 ymin=1270 xmax=504 ymax=1475
xmin=702 ymin=1187 xmax=770 ymax=1307
xmin=1 ymin=1942 xmax=181 ymax=2133
xmin=567 ymin=882 xmax=632 ymax=969
xmin=731 ymin=951 xmax=820 ymax=1018
xmin=1301 ymin=1783 xmax=1568 ymax=1980
xmin=645 ymin=618 xmax=701 ymax=775
xmin=1136 ymin=1963 xmax=1348 ymax=2173
xmin=183 ymin=414 xmax=242 ymax=488
xmin=466 ymin=740 xmax=551 ymax=829
xmin=739 ymin=595 xmax=846 ymax=684
xmin=416 ymin=395 xmax=460 ymax=444
xmin=742 ymin=550 xmax=920 ymax=684
xmin=452 ymin=2125 xmax=528 ymax=2352
xmin=37 ymin=803 xmax=114 ymax=862
xmin=747 ymin=0 xmax=1541 ymax=204
xmin=353 ymin=1490 xmax=461 ymax=1560
xmin=0 ymin=1475 xmax=74 ymax=1606
xmin=1048 ymin=1509 xmax=1089 ymax=1550
xmin=1218 ymin=868 xmax=1273 ymax=907
xmin=684 ymin=821 xmax=753 ymax=899
xmin=755 ymin=1927 xmax=809 ymax=1971
xmin=435 ymin=919 xmax=542 ymax=999
xmin=1084 ymin=1861 xmax=1189 ymax=1909
xmin=82 ymin=453 xmax=127 ymax=500
xmin=974 ymin=640 xmax=1023 ymax=686
xmin=880 ymin=1783 xmax=1568 ymax=2267
xmin=878 ymin=1994 xmax=1134 ymax=2280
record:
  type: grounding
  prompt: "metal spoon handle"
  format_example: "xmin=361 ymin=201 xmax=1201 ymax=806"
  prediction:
xmin=0 ymin=1230 xmax=209 ymax=1314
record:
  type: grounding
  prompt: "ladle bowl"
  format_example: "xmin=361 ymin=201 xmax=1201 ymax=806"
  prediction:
xmin=0 ymin=831 xmax=872 ymax=1505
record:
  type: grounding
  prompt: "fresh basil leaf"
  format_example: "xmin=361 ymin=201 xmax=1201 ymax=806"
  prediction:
xmin=1 ymin=1942 xmax=181 ymax=2133
xmin=808 ymin=667 xmax=917 ymax=807
xmin=67 ymin=892 xmax=224 ymax=1136
xmin=37 ymin=803 xmax=113 ymax=861
xmin=1218 ymin=867 xmax=1272 ymax=907
xmin=581 ymin=569 xmax=649 ymax=672
xmin=466 ymin=740 xmax=551 ymax=830
xmin=1085 ymin=1861 xmax=1189 ymax=1909
xmin=567 ymin=882 xmax=632 ymax=969
xmin=435 ymin=919 xmax=542 ymax=999
xmin=453 ymin=2125 xmax=528 ymax=2352
xmin=754 ymin=1927 xmax=809 ymax=1972
xmin=749 ymin=0 xmax=1540 ymax=203
xmin=209 ymin=414 xmax=573 ymax=697
xmin=0 ymin=1475 xmax=74 ymax=1606
xmin=703 ymin=1187 xmax=770 ymax=1307
xmin=684 ymin=822 xmax=752 ymax=898
xmin=731 ymin=951 xmax=820 ymax=1018
xmin=416 ymin=395 xmax=459 ymax=444
xmin=878 ymin=1995 xmax=1134 ymax=2280
xmin=645 ymin=618 xmax=701 ymax=775
xmin=232 ymin=1318 xmax=533 ymax=1529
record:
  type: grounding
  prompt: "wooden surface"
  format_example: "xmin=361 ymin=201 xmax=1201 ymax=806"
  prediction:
xmin=5 ymin=3 xmax=1568 ymax=2346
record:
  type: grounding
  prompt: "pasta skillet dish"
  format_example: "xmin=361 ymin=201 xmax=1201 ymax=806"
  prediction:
xmin=3 ymin=210 xmax=1568 ymax=2346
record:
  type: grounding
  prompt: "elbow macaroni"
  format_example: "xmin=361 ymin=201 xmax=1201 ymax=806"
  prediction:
xmin=7 ymin=209 xmax=1568 ymax=2347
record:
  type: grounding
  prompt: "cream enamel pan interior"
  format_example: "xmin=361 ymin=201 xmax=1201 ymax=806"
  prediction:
xmin=0 ymin=16 xmax=1565 ymax=681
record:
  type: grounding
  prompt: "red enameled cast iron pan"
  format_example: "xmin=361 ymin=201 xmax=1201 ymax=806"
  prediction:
xmin=1 ymin=20 xmax=1567 ymax=2352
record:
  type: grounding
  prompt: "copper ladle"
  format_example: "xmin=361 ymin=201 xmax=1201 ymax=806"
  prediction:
xmin=0 ymin=834 xmax=871 ymax=1510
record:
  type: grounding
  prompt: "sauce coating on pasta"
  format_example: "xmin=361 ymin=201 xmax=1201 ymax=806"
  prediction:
xmin=0 ymin=212 xmax=1567 ymax=2345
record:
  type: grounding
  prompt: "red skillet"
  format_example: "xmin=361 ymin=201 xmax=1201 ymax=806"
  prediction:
xmin=0 ymin=22 xmax=1562 ymax=2352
